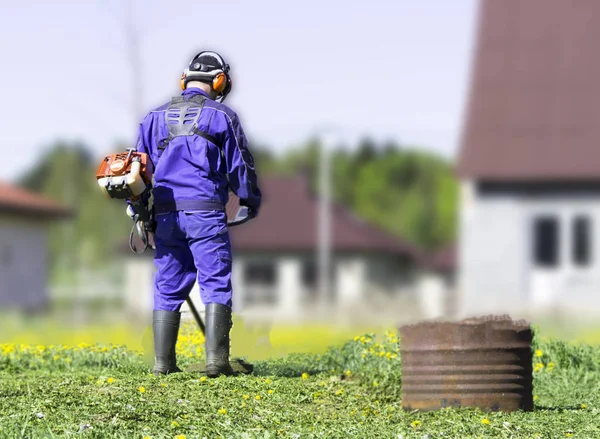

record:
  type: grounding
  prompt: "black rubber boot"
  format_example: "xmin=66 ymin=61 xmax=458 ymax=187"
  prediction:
xmin=152 ymin=310 xmax=182 ymax=375
xmin=205 ymin=303 xmax=235 ymax=378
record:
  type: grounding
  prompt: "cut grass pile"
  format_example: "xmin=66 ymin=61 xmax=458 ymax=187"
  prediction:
xmin=1 ymin=322 xmax=600 ymax=438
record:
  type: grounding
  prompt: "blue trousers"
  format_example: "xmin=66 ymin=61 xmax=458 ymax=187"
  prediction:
xmin=152 ymin=210 xmax=233 ymax=311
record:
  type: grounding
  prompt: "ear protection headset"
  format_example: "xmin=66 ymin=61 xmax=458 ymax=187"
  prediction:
xmin=180 ymin=51 xmax=232 ymax=102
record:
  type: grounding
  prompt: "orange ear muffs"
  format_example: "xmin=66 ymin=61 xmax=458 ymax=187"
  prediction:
xmin=212 ymin=72 xmax=227 ymax=93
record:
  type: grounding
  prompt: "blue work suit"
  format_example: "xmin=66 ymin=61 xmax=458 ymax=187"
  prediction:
xmin=135 ymin=87 xmax=262 ymax=311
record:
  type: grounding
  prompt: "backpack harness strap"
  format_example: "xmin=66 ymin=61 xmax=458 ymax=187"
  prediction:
xmin=154 ymin=94 xmax=226 ymax=213
xmin=157 ymin=94 xmax=222 ymax=159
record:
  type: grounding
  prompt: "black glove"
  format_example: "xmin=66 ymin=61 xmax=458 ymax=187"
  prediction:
xmin=247 ymin=206 xmax=258 ymax=219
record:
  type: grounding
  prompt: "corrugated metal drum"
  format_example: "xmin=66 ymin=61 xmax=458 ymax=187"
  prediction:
xmin=399 ymin=315 xmax=533 ymax=412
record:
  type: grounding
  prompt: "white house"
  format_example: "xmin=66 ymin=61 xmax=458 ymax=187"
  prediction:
xmin=456 ymin=0 xmax=600 ymax=317
xmin=122 ymin=175 xmax=450 ymax=323
xmin=0 ymin=180 xmax=71 ymax=311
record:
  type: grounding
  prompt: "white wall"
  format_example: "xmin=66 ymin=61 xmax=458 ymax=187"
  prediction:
xmin=459 ymin=180 xmax=600 ymax=317
xmin=0 ymin=216 xmax=49 ymax=309
xmin=458 ymin=181 xmax=528 ymax=316
xmin=124 ymin=255 xmax=155 ymax=316
xmin=417 ymin=272 xmax=447 ymax=319
xmin=336 ymin=257 xmax=365 ymax=305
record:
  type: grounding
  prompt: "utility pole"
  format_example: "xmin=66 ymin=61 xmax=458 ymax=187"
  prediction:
xmin=317 ymin=130 xmax=335 ymax=308
xmin=124 ymin=0 xmax=143 ymax=127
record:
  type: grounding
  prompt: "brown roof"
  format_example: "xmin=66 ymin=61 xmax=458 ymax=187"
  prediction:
xmin=420 ymin=245 xmax=456 ymax=273
xmin=0 ymin=180 xmax=72 ymax=219
xmin=228 ymin=175 xmax=420 ymax=257
xmin=457 ymin=0 xmax=600 ymax=180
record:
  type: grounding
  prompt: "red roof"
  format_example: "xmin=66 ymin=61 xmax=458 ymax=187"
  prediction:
xmin=0 ymin=180 xmax=72 ymax=219
xmin=228 ymin=175 xmax=421 ymax=257
xmin=419 ymin=245 xmax=456 ymax=273
xmin=457 ymin=0 xmax=600 ymax=180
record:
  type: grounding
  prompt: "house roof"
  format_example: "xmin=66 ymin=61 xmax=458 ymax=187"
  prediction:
xmin=419 ymin=245 xmax=456 ymax=273
xmin=457 ymin=0 xmax=600 ymax=180
xmin=0 ymin=180 xmax=72 ymax=219
xmin=227 ymin=175 xmax=421 ymax=257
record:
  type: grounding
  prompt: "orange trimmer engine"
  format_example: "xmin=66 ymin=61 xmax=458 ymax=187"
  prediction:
xmin=96 ymin=148 xmax=153 ymax=200
xmin=96 ymin=148 xmax=155 ymax=253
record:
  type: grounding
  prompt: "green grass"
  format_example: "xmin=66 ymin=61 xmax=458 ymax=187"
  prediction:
xmin=1 ymin=324 xmax=600 ymax=438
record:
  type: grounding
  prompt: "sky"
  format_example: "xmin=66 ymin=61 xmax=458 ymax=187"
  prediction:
xmin=0 ymin=0 xmax=479 ymax=182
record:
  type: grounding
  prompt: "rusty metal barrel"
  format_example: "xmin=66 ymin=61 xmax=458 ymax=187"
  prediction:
xmin=399 ymin=315 xmax=533 ymax=412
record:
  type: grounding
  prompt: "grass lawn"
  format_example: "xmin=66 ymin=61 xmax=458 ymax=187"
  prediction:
xmin=1 ymin=320 xmax=600 ymax=438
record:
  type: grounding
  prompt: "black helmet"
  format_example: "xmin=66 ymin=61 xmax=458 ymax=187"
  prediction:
xmin=181 ymin=51 xmax=232 ymax=102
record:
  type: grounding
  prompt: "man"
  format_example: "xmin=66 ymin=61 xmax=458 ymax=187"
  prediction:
xmin=131 ymin=50 xmax=262 ymax=377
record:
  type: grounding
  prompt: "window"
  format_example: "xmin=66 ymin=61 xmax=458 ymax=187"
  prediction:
xmin=302 ymin=261 xmax=317 ymax=288
xmin=243 ymin=261 xmax=276 ymax=285
xmin=572 ymin=216 xmax=592 ymax=266
xmin=242 ymin=261 xmax=277 ymax=306
xmin=533 ymin=216 xmax=559 ymax=267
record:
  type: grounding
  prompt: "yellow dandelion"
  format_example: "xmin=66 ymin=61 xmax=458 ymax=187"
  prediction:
xmin=107 ymin=377 xmax=115 ymax=384
xmin=243 ymin=394 xmax=249 ymax=400
xmin=373 ymin=380 xmax=379 ymax=387
xmin=143 ymin=436 xmax=151 ymax=439
xmin=138 ymin=386 xmax=146 ymax=393
xmin=268 ymin=389 xmax=274 ymax=395
xmin=411 ymin=420 xmax=421 ymax=429
xmin=354 ymin=336 xmax=360 ymax=341
xmin=255 ymin=395 xmax=261 ymax=400
xmin=534 ymin=395 xmax=539 ymax=400
xmin=535 ymin=349 xmax=543 ymax=358
xmin=160 ymin=383 xmax=167 ymax=388
xmin=534 ymin=363 xmax=544 ymax=372
xmin=241 ymin=402 xmax=246 ymax=408
xmin=301 ymin=372 xmax=309 ymax=380
xmin=265 ymin=379 xmax=271 ymax=384
xmin=581 ymin=404 xmax=588 ymax=409
xmin=171 ymin=421 xmax=179 ymax=427
xmin=481 ymin=418 xmax=490 ymax=425
xmin=566 ymin=434 xmax=573 ymax=438
xmin=217 ymin=408 xmax=227 ymax=415
xmin=174 ymin=435 xmax=187 ymax=439
xmin=345 ymin=370 xmax=352 ymax=376
xmin=200 ymin=376 xmax=207 ymax=382
xmin=336 ymin=389 xmax=344 ymax=396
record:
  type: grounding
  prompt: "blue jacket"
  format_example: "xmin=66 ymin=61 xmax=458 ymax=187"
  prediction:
xmin=135 ymin=87 xmax=262 ymax=213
